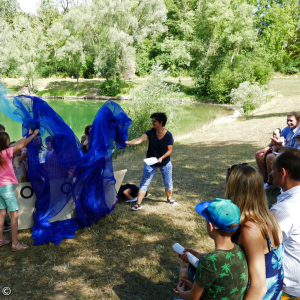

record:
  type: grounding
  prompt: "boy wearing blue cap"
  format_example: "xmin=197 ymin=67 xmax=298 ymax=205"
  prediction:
xmin=176 ymin=198 xmax=248 ymax=300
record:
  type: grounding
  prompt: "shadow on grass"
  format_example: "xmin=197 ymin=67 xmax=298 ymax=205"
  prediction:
xmin=0 ymin=141 xmax=276 ymax=300
xmin=245 ymin=112 xmax=289 ymax=121
xmin=37 ymin=80 xmax=102 ymax=97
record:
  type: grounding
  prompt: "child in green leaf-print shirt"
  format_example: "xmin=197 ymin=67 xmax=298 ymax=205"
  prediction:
xmin=176 ymin=199 xmax=248 ymax=300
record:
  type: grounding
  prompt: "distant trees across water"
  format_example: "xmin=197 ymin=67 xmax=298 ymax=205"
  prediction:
xmin=0 ymin=0 xmax=299 ymax=103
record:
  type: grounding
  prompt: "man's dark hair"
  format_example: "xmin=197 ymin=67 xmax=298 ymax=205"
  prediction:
xmin=287 ymin=111 xmax=300 ymax=120
xmin=0 ymin=124 xmax=5 ymax=131
xmin=275 ymin=148 xmax=300 ymax=181
xmin=150 ymin=113 xmax=167 ymax=126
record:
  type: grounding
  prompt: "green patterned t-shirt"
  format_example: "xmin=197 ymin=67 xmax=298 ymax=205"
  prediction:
xmin=195 ymin=244 xmax=248 ymax=300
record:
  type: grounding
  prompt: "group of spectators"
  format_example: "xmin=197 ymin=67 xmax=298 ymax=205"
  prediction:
xmin=256 ymin=111 xmax=300 ymax=189
xmin=172 ymin=111 xmax=300 ymax=300
xmin=120 ymin=112 xmax=300 ymax=299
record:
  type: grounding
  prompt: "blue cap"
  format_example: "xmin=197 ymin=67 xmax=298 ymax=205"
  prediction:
xmin=195 ymin=198 xmax=240 ymax=232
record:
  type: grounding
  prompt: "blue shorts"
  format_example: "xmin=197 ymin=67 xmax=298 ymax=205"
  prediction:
xmin=0 ymin=184 xmax=19 ymax=212
xmin=140 ymin=161 xmax=173 ymax=191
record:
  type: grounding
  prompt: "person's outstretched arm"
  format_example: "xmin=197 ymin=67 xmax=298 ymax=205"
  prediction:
xmin=13 ymin=129 xmax=40 ymax=154
xmin=126 ymin=134 xmax=148 ymax=145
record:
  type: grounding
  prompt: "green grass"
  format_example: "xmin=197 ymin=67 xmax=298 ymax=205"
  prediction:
xmin=1 ymin=79 xmax=299 ymax=299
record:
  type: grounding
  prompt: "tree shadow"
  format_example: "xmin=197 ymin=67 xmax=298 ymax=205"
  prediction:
xmin=0 ymin=141 xmax=277 ymax=299
xmin=245 ymin=112 xmax=288 ymax=120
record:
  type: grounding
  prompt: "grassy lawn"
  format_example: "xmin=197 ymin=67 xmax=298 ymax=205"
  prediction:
xmin=0 ymin=80 xmax=299 ymax=299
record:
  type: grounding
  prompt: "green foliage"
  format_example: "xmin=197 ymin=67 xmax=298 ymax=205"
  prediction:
xmin=230 ymin=81 xmax=267 ymax=115
xmin=99 ymin=79 xmax=122 ymax=97
xmin=207 ymin=52 xmax=273 ymax=103
xmin=122 ymin=62 xmax=178 ymax=141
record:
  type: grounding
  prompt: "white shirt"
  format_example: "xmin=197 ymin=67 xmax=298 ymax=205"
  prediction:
xmin=271 ymin=185 xmax=300 ymax=296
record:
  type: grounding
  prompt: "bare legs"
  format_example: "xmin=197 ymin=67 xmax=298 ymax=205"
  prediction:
xmin=266 ymin=154 xmax=275 ymax=184
xmin=256 ymin=153 xmax=268 ymax=182
xmin=0 ymin=209 xmax=6 ymax=242
xmin=136 ymin=190 xmax=147 ymax=205
xmin=10 ymin=210 xmax=19 ymax=246
xmin=179 ymin=260 xmax=190 ymax=282
xmin=166 ymin=190 xmax=172 ymax=200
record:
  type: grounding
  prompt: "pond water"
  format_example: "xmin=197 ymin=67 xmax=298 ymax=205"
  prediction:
xmin=0 ymin=99 xmax=232 ymax=142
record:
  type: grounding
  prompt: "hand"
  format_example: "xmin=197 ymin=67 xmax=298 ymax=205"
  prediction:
xmin=180 ymin=278 xmax=193 ymax=290
xmin=255 ymin=149 xmax=266 ymax=156
xmin=271 ymin=137 xmax=283 ymax=145
xmin=178 ymin=252 xmax=188 ymax=262
xmin=177 ymin=280 xmax=186 ymax=294
xmin=33 ymin=129 xmax=40 ymax=135
xmin=29 ymin=129 xmax=33 ymax=135
xmin=158 ymin=157 xmax=163 ymax=163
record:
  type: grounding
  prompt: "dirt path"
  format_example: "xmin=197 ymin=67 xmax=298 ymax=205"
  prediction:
xmin=1 ymin=81 xmax=299 ymax=300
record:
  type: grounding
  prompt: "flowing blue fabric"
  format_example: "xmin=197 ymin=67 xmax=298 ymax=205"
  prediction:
xmin=0 ymin=83 xmax=131 ymax=245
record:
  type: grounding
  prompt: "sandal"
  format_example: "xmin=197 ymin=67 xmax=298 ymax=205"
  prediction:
xmin=130 ymin=204 xmax=142 ymax=211
xmin=167 ymin=198 xmax=178 ymax=205
xmin=12 ymin=242 xmax=28 ymax=252
xmin=0 ymin=239 xmax=10 ymax=247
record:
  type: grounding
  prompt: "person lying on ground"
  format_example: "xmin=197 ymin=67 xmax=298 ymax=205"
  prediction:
xmin=226 ymin=164 xmax=283 ymax=300
xmin=125 ymin=112 xmax=177 ymax=211
xmin=256 ymin=111 xmax=300 ymax=189
xmin=270 ymin=148 xmax=300 ymax=299
xmin=118 ymin=184 xmax=139 ymax=201
xmin=175 ymin=198 xmax=248 ymax=300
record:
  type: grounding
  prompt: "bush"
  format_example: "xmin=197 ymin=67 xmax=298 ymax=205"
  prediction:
xmin=99 ymin=78 xmax=122 ymax=96
xmin=230 ymin=81 xmax=267 ymax=115
xmin=121 ymin=61 xmax=179 ymax=146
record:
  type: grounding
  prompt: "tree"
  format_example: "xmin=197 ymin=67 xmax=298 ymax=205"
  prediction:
xmin=191 ymin=0 xmax=272 ymax=102
xmin=249 ymin=0 xmax=300 ymax=69
xmin=0 ymin=0 xmax=20 ymax=24
xmin=91 ymin=0 xmax=167 ymax=79
xmin=0 ymin=18 xmax=13 ymax=81
xmin=11 ymin=16 xmax=48 ymax=93
xmin=47 ymin=22 xmax=70 ymax=74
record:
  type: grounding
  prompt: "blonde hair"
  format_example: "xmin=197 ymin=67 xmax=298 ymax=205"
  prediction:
xmin=225 ymin=165 xmax=280 ymax=247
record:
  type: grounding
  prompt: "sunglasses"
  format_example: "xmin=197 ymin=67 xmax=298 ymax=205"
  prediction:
xmin=226 ymin=163 xmax=249 ymax=180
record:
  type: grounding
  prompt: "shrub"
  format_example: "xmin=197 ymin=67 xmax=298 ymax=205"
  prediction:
xmin=99 ymin=78 xmax=122 ymax=96
xmin=119 ymin=61 xmax=178 ymax=153
xmin=230 ymin=81 xmax=267 ymax=115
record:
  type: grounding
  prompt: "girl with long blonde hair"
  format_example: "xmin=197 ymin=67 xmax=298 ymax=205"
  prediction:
xmin=226 ymin=164 xmax=283 ymax=300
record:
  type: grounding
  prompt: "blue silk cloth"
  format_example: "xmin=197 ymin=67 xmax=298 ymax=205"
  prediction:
xmin=0 ymin=83 xmax=131 ymax=245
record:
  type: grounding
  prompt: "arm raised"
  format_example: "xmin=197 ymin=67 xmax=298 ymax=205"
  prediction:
xmin=13 ymin=129 xmax=40 ymax=154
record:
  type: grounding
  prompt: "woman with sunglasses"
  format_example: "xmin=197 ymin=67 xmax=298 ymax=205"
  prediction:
xmin=125 ymin=112 xmax=177 ymax=211
xmin=225 ymin=164 xmax=283 ymax=300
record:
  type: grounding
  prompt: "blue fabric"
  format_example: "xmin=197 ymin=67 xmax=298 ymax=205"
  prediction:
xmin=0 ymin=83 xmax=132 ymax=245
xmin=263 ymin=237 xmax=284 ymax=300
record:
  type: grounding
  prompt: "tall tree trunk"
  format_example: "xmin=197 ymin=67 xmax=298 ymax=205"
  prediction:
xmin=230 ymin=49 xmax=235 ymax=64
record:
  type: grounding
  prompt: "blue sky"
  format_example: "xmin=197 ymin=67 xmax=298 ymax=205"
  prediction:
xmin=19 ymin=0 xmax=39 ymax=14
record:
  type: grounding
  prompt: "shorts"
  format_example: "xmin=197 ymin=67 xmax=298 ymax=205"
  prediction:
xmin=188 ymin=263 xmax=197 ymax=283
xmin=0 ymin=184 xmax=19 ymax=211
xmin=139 ymin=161 xmax=173 ymax=191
